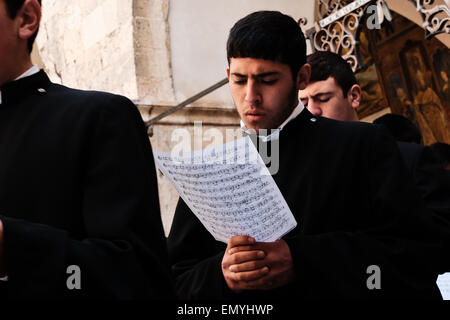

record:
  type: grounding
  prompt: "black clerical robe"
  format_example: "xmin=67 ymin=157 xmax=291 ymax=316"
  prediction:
xmin=397 ymin=141 xmax=450 ymax=221
xmin=396 ymin=141 xmax=450 ymax=271
xmin=168 ymin=108 xmax=444 ymax=300
xmin=0 ymin=71 xmax=174 ymax=299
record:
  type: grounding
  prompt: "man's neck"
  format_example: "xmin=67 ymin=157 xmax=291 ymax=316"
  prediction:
xmin=1 ymin=58 xmax=33 ymax=87
xmin=0 ymin=63 xmax=39 ymax=105
xmin=12 ymin=60 xmax=34 ymax=81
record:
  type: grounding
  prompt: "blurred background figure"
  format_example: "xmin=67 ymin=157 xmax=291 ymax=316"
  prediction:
xmin=430 ymin=142 xmax=450 ymax=170
xmin=373 ymin=113 xmax=422 ymax=144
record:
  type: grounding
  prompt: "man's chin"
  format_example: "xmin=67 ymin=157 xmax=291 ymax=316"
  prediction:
xmin=243 ymin=121 xmax=265 ymax=132
xmin=243 ymin=123 xmax=274 ymax=134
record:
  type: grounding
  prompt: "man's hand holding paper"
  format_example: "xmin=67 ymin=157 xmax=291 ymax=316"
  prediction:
xmin=222 ymin=235 xmax=296 ymax=291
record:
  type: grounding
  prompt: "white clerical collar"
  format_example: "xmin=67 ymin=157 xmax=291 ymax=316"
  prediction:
xmin=16 ymin=65 xmax=40 ymax=81
xmin=0 ymin=65 xmax=40 ymax=104
xmin=240 ymin=100 xmax=305 ymax=142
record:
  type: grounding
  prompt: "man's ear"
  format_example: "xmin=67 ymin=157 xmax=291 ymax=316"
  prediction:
xmin=348 ymin=84 xmax=362 ymax=109
xmin=297 ymin=64 xmax=311 ymax=90
xmin=17 ymin=0 xmax=41 ymax=41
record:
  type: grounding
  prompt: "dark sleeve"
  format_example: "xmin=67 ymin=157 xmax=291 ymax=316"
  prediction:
xmin=284 ymin=127 xmax=443 ymax=299
xmin=167 ymin=198 xmax=230 ymax=300
xmin=412 ymin=145 xmax=450 ymax=223
xmin=1 ymin=95 xmax=175 ymax=299
xmin=413 ymin=146 xmax=450 ymax=271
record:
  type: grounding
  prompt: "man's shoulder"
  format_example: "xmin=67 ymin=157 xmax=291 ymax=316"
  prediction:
xmin=283 ymin=111 xmax=383 ymax=148
xmin=44 ymin=82 xmax=138 ymax=116
xmin=48 ymin=83 xmax=133 ymax=106
xmin=319 ymin=116 xmax=375 ymax=130
xmin=305 ymin=115 xmax=379 ymax=139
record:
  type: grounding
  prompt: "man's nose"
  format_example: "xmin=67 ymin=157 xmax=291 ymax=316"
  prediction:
xmin=244 ymin=82 xmax=261 ymax=105
xmin=307 ymin=100 xmax=322 ymax=116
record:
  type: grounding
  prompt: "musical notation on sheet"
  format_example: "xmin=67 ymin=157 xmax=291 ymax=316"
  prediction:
xmin=154 ymin=136 xmax=297 ymax=243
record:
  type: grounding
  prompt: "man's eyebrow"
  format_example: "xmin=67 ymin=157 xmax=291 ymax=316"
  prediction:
xmin=231 ymin=73 xmax=247 ymax=78
xmin=231 ymin=72 xmax=280 ymax=78
xmin=312 ymin=92 xmax=333 ymax=98
xmin=254 ymin=72 xmax=280 ymax=78
xmin=299 ymin=92 xmax=333 ymax=100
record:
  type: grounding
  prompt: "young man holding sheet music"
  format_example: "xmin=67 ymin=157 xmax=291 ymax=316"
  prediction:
xmin=167 ymin=11 xmax=444 ymax=299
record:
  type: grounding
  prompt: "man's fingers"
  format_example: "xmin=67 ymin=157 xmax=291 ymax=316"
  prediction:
xmin=229 ymin=259 xmax=267 ymax=273
xmin=227 ymin=236 xmax=255 ymax=249
xmin=228 ymin=250 xmax=265 ymax=265
xmin=228 ymin=266 xmax=270 ymax=282
xmin=228 ymin=245 xmax=254 ymax=255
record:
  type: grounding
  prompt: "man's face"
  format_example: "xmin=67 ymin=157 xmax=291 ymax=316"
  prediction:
xmin=299 ymin=77 xmax=356 ymax=122
xmin=227 ymin=58 xmax=300 ymax=131
xmin=0 ymin=0 xmax=20 ymax=86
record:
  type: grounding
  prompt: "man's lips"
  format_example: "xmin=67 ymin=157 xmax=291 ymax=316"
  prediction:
xmin=245 ymin=113 xmax=265 ymax=121
xmin=245 ymin=111 xmax=265 ymax=117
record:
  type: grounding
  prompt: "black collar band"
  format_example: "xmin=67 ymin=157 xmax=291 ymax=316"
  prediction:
xmin=0 ymin=70 xmax=51 ymax=106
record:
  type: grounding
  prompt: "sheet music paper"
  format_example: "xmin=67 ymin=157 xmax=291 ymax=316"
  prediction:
xmin=437 ymin=272 xmax=450 ymax=300
xmin=154 ymin=136 xmax=297 ymax=243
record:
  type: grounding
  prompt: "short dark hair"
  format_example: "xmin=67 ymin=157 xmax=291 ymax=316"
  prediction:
xmin=4 ymin=0 xmax=41 ymax=53
xmin=227 ymin=11 xmax=307 ymax=79
xmin=373 ymin=113 xmax=422 ymax=144
xmin=307 ymin=51 xmax=357 ymax=97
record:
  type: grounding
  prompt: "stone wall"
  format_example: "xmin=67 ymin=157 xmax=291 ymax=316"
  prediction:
xmin=37 ymin=0 xmax=139 ymax=98
xmin=133 ymin=0 xmax=175 ymax=105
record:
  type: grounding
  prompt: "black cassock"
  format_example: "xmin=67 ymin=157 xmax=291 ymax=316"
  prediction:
xmin=396 ymin=141 xmax=450 ymax=223
xmin=168 ymin=108 xmax=446 ymax=300
xmin=0 ymin=71 xmax=174 ymax=299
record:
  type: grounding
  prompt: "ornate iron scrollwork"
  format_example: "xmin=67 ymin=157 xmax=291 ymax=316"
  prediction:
xmin=313 ymin=7 xmax=366 ymax=71
xmin=302 ymin=0 xmax=449 ymax=73
xmin=301 ymin=0 xmax=391 ymax=72
xmin=408 ymin=0 xmax=450 ymax=39
xmin=317 ymin=0 xmax=355 ymax=19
